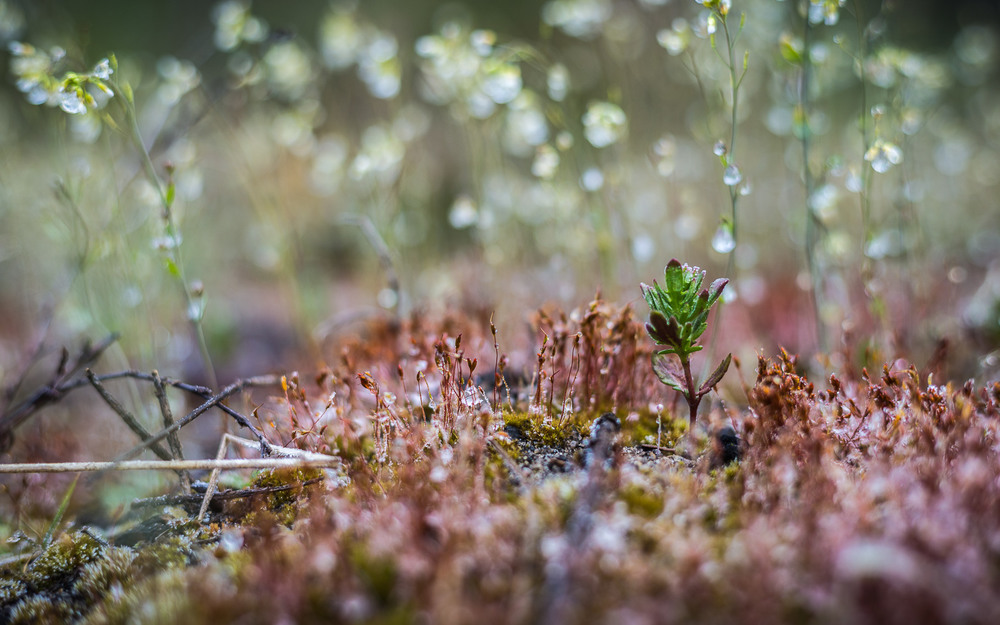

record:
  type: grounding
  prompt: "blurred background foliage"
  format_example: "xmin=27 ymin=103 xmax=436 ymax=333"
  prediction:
xmin=1 ymin=0 xmax=1000 ymax=392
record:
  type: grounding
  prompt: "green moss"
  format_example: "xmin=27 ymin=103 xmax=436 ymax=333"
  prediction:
xmin=252 ymin=467 xmax=324 ymax=501
xmin=618 ymin=409 xmax=687 ymax=447
xmin=363 ymin=606 xmax=421 ymax=625
xmin=1 ymin=530 xmax=140 ymax=624
xmin=131 ymin=534 xmax=197 ymax=573
xmin=243 ymin=467 xmax=325 ymax=525
xmin=349 ymin=544 xmax=400 ymax=607
xmin=502 ymin=411 xmax=586 ymax=447
xmin=0 ymin=578 xmax=26 ymax=604
xmin=490 ymin=431 xmax=522 ymax=461
xmin=23 ymin=530 xmax=103 ymax=587
xmin=619 ymin=483 xmax=665 ymax=518
xmin=84 ymin=566 xmax=195 ymax=625
xmin=699 ymin=464 xmax=746 ymax=534
xmin=8 ymin=593 xmax=78 ymax=624
xmin=72 ymin=547 xmax=136 ymax=604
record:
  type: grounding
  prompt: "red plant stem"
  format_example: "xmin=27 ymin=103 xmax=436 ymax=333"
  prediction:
xmin=682 ymin=356 xmax=699 ymax=425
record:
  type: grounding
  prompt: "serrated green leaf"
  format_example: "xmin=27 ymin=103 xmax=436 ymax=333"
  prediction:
xmin=652 ymin=352 xmax=688 ymax=397
xmin=646 ymin=311 xmax=671 ymax=343
xmin=644 ymin=259 xmax=727 ymax=368
xmin=640 ymin=282 xmax=654 ymax=304
xmin=707 ymin=278 xmax=728 ymax=306
xmin=699 ymin=353 xmax=732 ymax=395
xmin=690 ymin=268 xmax=705 ymax=295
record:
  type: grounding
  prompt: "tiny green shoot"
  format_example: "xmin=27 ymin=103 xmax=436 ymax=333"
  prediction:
xmin=641 ymin=259 xmax=732 ymax=426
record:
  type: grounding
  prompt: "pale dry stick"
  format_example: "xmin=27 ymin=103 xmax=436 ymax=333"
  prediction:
xmin=198 ymin=434 xmax=231 ymax=523
xmin=85 ymin=369 xmax=174 ymax=462
xmin=197 ymin=433 xmax=339 ymax=522
xmin=0 ymin=458 xmax=342 ymax=473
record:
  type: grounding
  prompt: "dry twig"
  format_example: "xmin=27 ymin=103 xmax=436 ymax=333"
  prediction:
xmin=0 ymin=334 xmax=118 ymax=450
xmin=152 ymin=369 xmax=190 ymax=489
xmin=110 ymin=375 xmax=280 ymax=464
xmin=130 ymin=476 xmax=326 ymax=509
xmin=85 ymin=369 xmax=174 ymax=462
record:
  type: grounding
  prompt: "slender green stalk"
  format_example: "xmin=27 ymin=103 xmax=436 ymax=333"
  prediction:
xmin=704 ymin=6 xmax=748 ymax=375
xmin=113 ymin=77 xmax=218 ymax=391
xmin=719 ymin=12 xmax=744 ymax=247
xmin=853 ymin=0 xmax=873 ymax=254
xmin=42 ymin=474 xmax=80 ymax=547
xmin=799 ymin=16 xmax=827 ymax=352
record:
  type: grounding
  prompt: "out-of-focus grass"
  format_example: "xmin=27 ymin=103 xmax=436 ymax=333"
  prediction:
xmin=0 ymin=0 xmax=998 ymax=392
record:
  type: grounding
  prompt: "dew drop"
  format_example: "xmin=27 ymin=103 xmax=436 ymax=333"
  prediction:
xmin=531 ymin=144 xmax=559 ymax=179
xmin=580 ymin=167 xmax=604 ymax=191
xmin=218 ymin=530 xmax=244 ymax=554
xmin=547 ymin=63 xmax=569 ymax=101
xmin=59 ymin=88 xmax=87 ymax=114
xmin=377 ymin=288 xmax=398 ymax=309
xmin=187 ymin=300 xmax=205 ymax=322
xmin=481 ymin=62 xmax=522 ymax=104
xmin=26 ymin=84 xmax=49 ymax=105
xmin=723 ymin=164 xmax=742 ymax=186
xmin=870 ymin=154 xmax=892 ymax=173
xmin=632 ymin=234 xmax=654 ymax=263
xmin=711 ymin=223 xmax=735 ymax=254
xmin=675 ymin=213 xmax=701 ymax=241
xmin=448 ymin=195 xmax=478 ymax=229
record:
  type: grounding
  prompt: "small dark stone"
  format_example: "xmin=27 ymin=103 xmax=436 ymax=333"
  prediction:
xmin=589 ymin=412 xmax=621 ymax=440
xmin=585 ymin=412 xmax=621 ymax=468
xmin=547 ymin=457 xmax=570 ymax=473
xmin=504 ymin=423 xmax=527 ymax=441
xmin=711 ymin=426 xmax=742 ymax=469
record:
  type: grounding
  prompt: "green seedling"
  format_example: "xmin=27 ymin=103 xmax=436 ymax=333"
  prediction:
xmin=641 ymin=259 xmax=732 ymax=426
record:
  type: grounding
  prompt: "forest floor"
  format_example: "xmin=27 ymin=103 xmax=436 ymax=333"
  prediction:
xmin=2 ymin=301 xmax=1000 ymax=624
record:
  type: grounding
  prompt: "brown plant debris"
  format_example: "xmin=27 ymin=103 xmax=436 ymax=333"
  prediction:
xmin=2 ymin=303 xmax=1000 ymax=624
